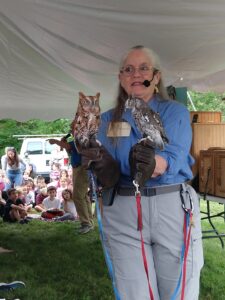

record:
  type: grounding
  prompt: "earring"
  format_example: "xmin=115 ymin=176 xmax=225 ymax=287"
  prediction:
xmin=154 ymin=86 xmax=159 ymax=94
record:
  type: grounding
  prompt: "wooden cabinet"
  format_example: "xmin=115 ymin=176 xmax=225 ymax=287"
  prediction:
xmin=199 ymin=150 xmax=215 ymax=194
xmin=191 ymin=123 xmax=225 ymax=175
xmin=199 ymin=149 xmax=225 ymax=197
xmin=190 ymin=111 xmax=222 ymax=124
xmin=214 ymin=152 xmax=225 ymax=197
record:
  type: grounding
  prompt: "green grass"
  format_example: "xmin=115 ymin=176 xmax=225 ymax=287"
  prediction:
xmin=1 ymin=200 xmax=225 ymax=300
xmin=200 ymin=200 xmax=225 ymax=300
xmin=0 ymin=220 xmax=114 ymax=300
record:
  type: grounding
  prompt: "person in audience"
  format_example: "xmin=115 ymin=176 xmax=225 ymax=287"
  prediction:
xmin=66 ymin=166 xmax=73 ymax=190
xmin=53 ymin=189 xmax=77 ymax=221
xmin=56 ymin=177 xmax=69 ymax=203
xmin=34 ymin=187 xmax=48 ymax=212
xmin=15 ymin=187 xmax=29 ymax=214
xmin=38 ymin=186 xmax=61 ymax=212
xmin=0 ymin=190 xmax=6 ymax=218
xmin=59 ymin=169 xmax=69 ymax=180
xmin=48 ymin=129 xmax=93 ymax=234
xmin=0 ymin=170 xmax=6 ymax=192
xmin=3 ymin=188 xmax=28 ymax=224
xmin=26 ymin=163 xmax=36 ymax=179
xmin=22 ymin=170 xmax=33 ymax=185
xmin=15 ymin=187 xmax=26 ymax=203
xmin=1 ymin=147 xmax=27 ymax=190
xmin=24 ymin=182 xmax=35 ymax=211
xmin=34 ymin=175 xmax=46 ymax=197
xmin=50 ymin=162 xmax=61 ymax=183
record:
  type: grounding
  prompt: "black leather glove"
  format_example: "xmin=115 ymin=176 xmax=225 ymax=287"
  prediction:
xmin=80 ymin=140 xmax=120 ymax=188
xmin=129 ymin=141 xmax=156 ymax=187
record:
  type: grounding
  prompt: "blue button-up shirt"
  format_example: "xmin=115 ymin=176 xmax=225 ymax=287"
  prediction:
xmin=97 ymin=95 xmax=194 ymax=187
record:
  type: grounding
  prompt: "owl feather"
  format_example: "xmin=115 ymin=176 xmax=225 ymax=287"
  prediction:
xmin=125 ymin=96 xmax=169 ymax=150
xmin=73 ymin=92 xmax=101 ymax=151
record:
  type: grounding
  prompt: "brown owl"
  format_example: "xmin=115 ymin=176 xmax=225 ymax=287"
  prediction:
xmin=73 ymin=92 xmax=101 ymax=151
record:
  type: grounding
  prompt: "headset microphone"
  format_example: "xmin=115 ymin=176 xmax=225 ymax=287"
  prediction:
xmin=143 ymin=80 xmax=150 ymax=87
xmin=143 ymin=70 xmax=158 ymax=87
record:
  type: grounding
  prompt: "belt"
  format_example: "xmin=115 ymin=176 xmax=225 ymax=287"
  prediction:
xmin=117 ymin=184 xmax=182 ymax=197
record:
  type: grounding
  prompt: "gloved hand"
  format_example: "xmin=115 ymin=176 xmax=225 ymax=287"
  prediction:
xmin=129 ymin=141 xmax=156 ymax=186
xmin=80 ymin=140 xmax=120 ymax=188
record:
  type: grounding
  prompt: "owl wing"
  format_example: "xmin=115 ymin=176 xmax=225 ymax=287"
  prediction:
xmin=72 ymin=92 xmax=101 ymax=149
xmin=133 ymin=105 xmax=169 ymax=150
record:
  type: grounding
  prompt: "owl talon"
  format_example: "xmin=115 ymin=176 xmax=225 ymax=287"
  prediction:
xmin=138 ymin=137 xmax=155 ymax=148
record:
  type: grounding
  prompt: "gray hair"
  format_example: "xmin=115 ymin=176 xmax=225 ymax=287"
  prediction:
xmin=119 ymin=45 xmax=168 ymax=99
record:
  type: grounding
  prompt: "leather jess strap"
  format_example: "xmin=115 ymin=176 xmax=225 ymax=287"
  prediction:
xmin=117 ymin=184 xmax=182 ymax=197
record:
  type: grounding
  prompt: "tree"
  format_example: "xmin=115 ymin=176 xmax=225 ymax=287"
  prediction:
xmin=0 ymin=119 xmax=70 ymax=157
xmin=188 ymin=91 xmax=225 ymax=121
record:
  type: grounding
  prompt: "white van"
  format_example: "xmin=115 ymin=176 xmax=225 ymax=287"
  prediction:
xmin=18 ymin=135 xmax=69 ymax=181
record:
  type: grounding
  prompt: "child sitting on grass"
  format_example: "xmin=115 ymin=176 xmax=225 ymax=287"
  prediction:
xmin=38 ymin=186 xmax=63 ymax=219
xmin=3 ymin=188 xmax=29 ymax=224
xmin=53 ymin=189 xmax=78 ymax=221
xmin=34 ymin=187 xmax=48 ymax=212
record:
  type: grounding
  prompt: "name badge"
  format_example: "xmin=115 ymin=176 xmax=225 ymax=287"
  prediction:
xmin=107 ymin=122 xmax=131 ymax=137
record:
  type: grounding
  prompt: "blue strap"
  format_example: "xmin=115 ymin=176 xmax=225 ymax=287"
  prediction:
xmin=170 ymin=213 xmax=190 ymax=300
xmin=88 ymin=171 xmax=121 ymax=300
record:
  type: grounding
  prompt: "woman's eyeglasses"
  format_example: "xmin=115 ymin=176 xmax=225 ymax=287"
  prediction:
xmin=120 ymin=64 xmax=154 ymax=77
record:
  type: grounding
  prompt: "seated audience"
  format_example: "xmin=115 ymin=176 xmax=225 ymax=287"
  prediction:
xmin=0 ymin=169 xmax=6 ymax=192
xmin=38 ymin=186 xmax=61 ymax=212
xmin=50 ymin=162 xmax=61 ymax=182
xmin=22 ymin=170 xmax=33 ymax=185
xmin=22 ymin=183 xmax=35 ymax=212
xmin=16 ymin=186 xmax=32 ymax=213
xmin=59 ymin=169 xmax=69 ymax=180
xmin=35 ymin=187 xmax=48 ymax=212
xmin=2 ymin=188 xmax=28 ymax=224
xmin=34 ymin=175 xmax=46 ymax=197
xmin=53 ymin=189 xmax=77 ymax=221
xmin=56 ymin=177 xmax=69 ymax=203
xmin=0 ymin=191 xmax=6 ymax=217
xmin=26 ymin=163 xmax=36 ymax=179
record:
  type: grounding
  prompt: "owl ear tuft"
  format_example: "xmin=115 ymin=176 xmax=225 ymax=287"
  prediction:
xmin=96 ymin=92 xmax=100 ymax=99
xmin=79 ymin=92 xmax=86 ymax=99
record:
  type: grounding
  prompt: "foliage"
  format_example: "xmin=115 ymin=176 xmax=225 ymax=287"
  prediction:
xmin=1 ymin=90 xmax=225 ymax=158
xmin=188 ymin=90 xmax=225 ymax=121
xmin=0 ymin=119 xmax=70 ymax=157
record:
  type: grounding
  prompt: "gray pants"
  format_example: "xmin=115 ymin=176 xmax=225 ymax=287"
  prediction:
xmin=102 ymin=185 xmax=204 ymax=300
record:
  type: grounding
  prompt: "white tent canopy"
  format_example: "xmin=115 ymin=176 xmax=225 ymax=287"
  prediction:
xmin=1 ymin=0 xmax=225 ymax=121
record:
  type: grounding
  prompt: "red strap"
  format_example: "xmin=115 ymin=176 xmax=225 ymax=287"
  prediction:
xmin=181 ymin=212 xmax=193 ymax=300
xmin=136 ymin=193 xmax=154 ymax=300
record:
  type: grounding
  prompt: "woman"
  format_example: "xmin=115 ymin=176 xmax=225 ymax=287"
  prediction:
xmin=81 ymin=45 xmax=203 ymax=300
xmin=1 ymin=147 xmax=27 ymax=190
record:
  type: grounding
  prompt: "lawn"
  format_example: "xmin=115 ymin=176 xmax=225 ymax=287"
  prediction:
xmin=0 ymin=200 xmax=225 ymax=300
xmin=0 ymin=219 xmax=114 ymax=300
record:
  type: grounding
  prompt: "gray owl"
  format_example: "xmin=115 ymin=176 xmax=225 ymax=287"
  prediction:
xmin=125 ymin=96 xmax=169 ymax=149
xmin=73 ymin=92 xmax=101 ymax=151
